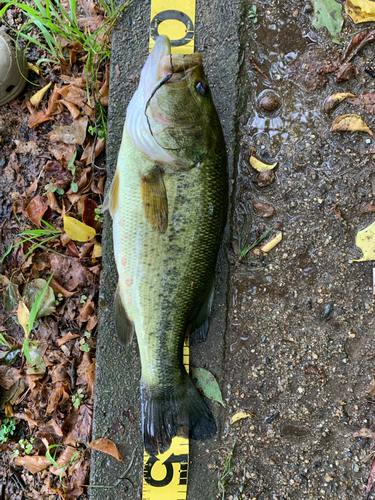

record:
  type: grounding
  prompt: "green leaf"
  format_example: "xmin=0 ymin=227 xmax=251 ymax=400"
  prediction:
xmin=191 ymin=367 xmax=225 ymax=406
xmin=5 ymin=283 xmax=19 ymax=313
xmin=311 ymin=0 xmax=343 ymax=42
xmin=0 ymin=333 xmax=10 ymax=348
xmin=23 ymin=278 xmax=56 ymax=320
xmin=0 ymin=346 xmax=20 ymax=366
xmin=26 ymin=347 xmax=46 ymax=375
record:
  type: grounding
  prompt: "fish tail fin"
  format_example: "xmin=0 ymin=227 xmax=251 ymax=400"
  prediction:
xmin=141 ymin=373 xmax=216 ymax=455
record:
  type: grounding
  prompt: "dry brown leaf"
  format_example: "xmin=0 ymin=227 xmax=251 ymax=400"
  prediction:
xmin=361 ymin=201 xmax=375 ymax=213
xmin=52 ymin=116 xmax=88 ymax=145
xmin=26 ymin=195 xmax=49 ymax=227
xmin=81 ymin=137 xmax=106 ymax=165
xmin=0 ymin=366 xmax=22 ymax=389
xmin=88 ymin=437 xmax=123 ymax=461
xmin=257 ymin=170 xmax=276 ymax=187
xmin=347 ymin=93 xmax=375 ymax=115
xmin=70 ymin=403 xmax=93 ymax=446
xmin=65 ymin=459 xmax=90 ymax=500
xmin=50 ymin=446 xmax=79 ymax=475
xmin=56 ymin=332 xmax=80 ymax=347
xmin=28 ymin=111 xmax=51 ymax=128
xmin=77 ymin=352 xmax=95 ymax=394
xmin=50 ymin=254 xmax=87 ymax=291
xmin=252 ymin=199 xmax=275 ymax=218
xmin=77 ymin=297 xmax=95 ymax=323
xmin=50 ymin=278 xmax=76 ymax=298
xmin=330 ymin=113 xmax=373 ymax=136
xmin=15 ymin=455 xmax=51 ymax=474
xmin=61 ymin=99 xmax=81 ymax=120
xmin=58 ymin=85 xmax=87 ymax=106
xmin=353 ymin=428 xmax=375 ymax=439
xmin=342 ymin=28 xmax=375 ymax=63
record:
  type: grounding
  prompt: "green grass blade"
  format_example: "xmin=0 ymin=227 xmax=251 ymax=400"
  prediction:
xmin=0 ymin=333 xmax=10 ymax=347
xmin=27 ymin=273 xmax=54 ymax=334
xmin=23 ymin=341 xmax=32 ymax=364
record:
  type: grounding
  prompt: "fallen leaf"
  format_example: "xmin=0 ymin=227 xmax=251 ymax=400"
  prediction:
xmin=260 ymin=231 xmax=283 ymax=253
xmin=28 ymin=111 xmax=51 ymax=128
xmin=361 ymin=201 xmax=375 ymax=213
xmin=57 ymin=85 xmax=87 ymax=107
xmin=336 ymin=62 xmax=358 ymax=83
xmin=56 ymin=332 xmax=80 ymax=347
xmin=50 ymin=278 xmax=76 ymax=298
xmin=64 ymin=459 xmax=90 ymax=500
xmin=347 ymin=93 xmax=375 ymax=115
xmin=287 ymin=47 xmax=340 ymax=93
xmin=92 ymin=242 xmax=102 ymax=259
xmin=191 ymin=366 xmax=225 ymax=406
xmin=50 ymin=255 xmax=86 ymax=291
xmin=250 ymin=149 xmax=278 ymax=172
xmin=17 ymin=300 xmax=30 ymax=335
xmin=50 ymin=446 xmax=78 ymax=475
xmin=27 ymin=62 xmax=42 ymax=75
xmin=5 ymin=282 xmax=19 ymax=313
xmin=61 ymin=99 xmax=81 ymax=120
xmin=354 ymin=220 xmax=375 ymax=261
xmin=26 ymin=195 xmax=49 ymax=227
xmin=68 ymin=403 xmax=93 ymax=446
xmin=353 ymin=428 xmax=375 ymax=439
xmin=323 ymin=92 xmax=355 ymax=113
xmin=302 ymin=363 xmax=327 ymax=383
xmin=311 ymin=0 xmax=344 ymax=41
xmin=26 ymin=348 xmax=47 ymax=375
xmin=80 ymin=137 xmax=106 ymax=165
xmin=77 ymin=352 xmax=95 ymax=394
xmin=82 ymin=198 xmax=100 ymax=229
xmin=23 ymin=278 xmax=56 ymax=319
xmin=342 ymin=28 xmax=375 ymax=63
xmin=330 ymin=114 xmax=373 ymax=136
xmin=64 ymin=215 xmax=96 ymax=242
xmin=0 ymin=366 xmax=22 ymax=389
xmin=30 ymin=82 xmax=52 ymax=107
xmin=77 ymin=297 xmax=94 ymax=323
xmin=257 ymin=170 xmax=276 ymax=187
xmin=252 ymin=200 xmax=275 ymax=218
xmin=345 ymin=0 xmax=375 ymax=23
xmin=15 ymin=455 xmax=51 ymax=474
xmin=230 ymin=410 xmax=256 ymax=424
xmin=52 ymin=116 xmax=88 ymax=145
xmin=88 ymin=437 xmax=123 ymax=461
xmin=366 ymin=456 xmax=375 ymax=498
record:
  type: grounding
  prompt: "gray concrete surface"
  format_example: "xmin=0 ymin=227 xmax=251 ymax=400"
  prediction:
xmin=90 ymin=1 xmax=240 ymax=498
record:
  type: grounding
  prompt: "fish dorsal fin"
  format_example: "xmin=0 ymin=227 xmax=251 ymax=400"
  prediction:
xmin=141 ymin=165 xmax=168 ymax=233
xmin=114 ymin=284 xmax=135 ymax=346
xmin=102 ymin=169 xmax=120 ymax=217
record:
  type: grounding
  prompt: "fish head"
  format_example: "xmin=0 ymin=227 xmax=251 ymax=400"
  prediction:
xmin=126 ymin=36 xmax=220 ymax=170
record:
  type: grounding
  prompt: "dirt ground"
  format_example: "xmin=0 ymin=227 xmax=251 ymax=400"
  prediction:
xmin=218 ymin=1 xmax=375 ymax=499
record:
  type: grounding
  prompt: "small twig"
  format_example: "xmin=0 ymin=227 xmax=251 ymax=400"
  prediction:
xmin=247 ymin=55 xmax=270 ymax=80
xmin=195 ymin=446 xmax=226 ymax=461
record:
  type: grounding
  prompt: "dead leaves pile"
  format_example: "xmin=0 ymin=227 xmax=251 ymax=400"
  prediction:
xmin=0 ymin=2 xmax=123 ymax=498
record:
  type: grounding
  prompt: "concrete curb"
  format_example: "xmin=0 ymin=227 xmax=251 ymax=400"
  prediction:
xmin=91 ymin=1 xmax=241 ymax=497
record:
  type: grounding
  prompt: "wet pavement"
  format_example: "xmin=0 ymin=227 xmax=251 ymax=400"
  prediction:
xmin=92 ymin=0 xmax=375 ymax=498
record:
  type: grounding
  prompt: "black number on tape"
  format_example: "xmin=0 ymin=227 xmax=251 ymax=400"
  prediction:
xmin=144 ymin=454 xmax=188 ymax=488
xmin=150 ymin=10 xmax=194 ymax=47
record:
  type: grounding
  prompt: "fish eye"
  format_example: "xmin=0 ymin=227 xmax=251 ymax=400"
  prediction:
xmin=195 ymin=81 xmax=208 ymax=96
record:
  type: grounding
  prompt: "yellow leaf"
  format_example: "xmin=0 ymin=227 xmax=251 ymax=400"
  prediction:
xmin=330 ymin=113 xmax=373 ymax=136
xmin=63 ymin=216 xmax=96 ymax=242
xmin=17 ymin=300 xmax=30 ymax=335
xmin=30 ymin=82 xmax=52 ymax=107
xmin=260 ymin=231 xmax=283 ymax=253
xmin=323 ymin=92 xmax=356 ymax=114
xmin=230 ymin=410 xmax=256 ymax=424
xmin=27 ymin=62 xmax=42 ymax=76
xmin=250 ymin=150 xmax=278 ymax=172
xmin=345 ymin=0 xmax=375 ymax=23
xmin=92 ymin=241 xmax=102 ymax=259
xmin=353 ymin=220 xmax=375 ymax=261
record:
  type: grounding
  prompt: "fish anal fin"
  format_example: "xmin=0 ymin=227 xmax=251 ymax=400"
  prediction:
xmin=141 ymin=166 xmax=168 ymax=234
xmin=189 ymin=279 xmax=215 ymax=346
xmin=114 ymin=284 xmax=135 ymax=346
xmin=103 ymin=169 xmax=120 ymax=217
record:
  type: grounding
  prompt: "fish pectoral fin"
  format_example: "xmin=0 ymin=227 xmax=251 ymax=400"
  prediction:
xmin=102 ymin=169 xmax=120 ymax=217
xmin=141 ymin=166 xmax=168 ymax=234
xmin=188 ymin=279 xmax=215 ymax=345
xmin=114 ymin=284 xmax=135 ymax=346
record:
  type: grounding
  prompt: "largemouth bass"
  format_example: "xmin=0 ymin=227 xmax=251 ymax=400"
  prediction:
xmin=104 ymin=35 xmax=228 ymax=455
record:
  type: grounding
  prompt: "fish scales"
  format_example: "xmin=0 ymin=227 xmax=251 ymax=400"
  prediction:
xmin=106 ymin=35 xmax=228 ymax=454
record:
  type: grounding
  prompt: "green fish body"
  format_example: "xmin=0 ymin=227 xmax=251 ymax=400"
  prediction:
xmin=104 ymin=36 xmax=227 ymax=455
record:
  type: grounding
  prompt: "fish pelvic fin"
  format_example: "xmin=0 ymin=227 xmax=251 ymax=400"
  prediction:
xmin=102 ymin=169 xmax=120 ymax=217
xmin=141 ymin=372 xmax=216 ymax=455
xmin=141 ymin=165 xmax=168 ymax=234
xmin=114 ymin=284 xmax=135 ymax=346
xmin=188 ymin=278 xmax=215 ymax=345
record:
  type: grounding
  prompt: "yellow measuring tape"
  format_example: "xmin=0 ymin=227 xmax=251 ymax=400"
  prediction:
xmin=143 ymin=2 xmax=196 ymax=498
